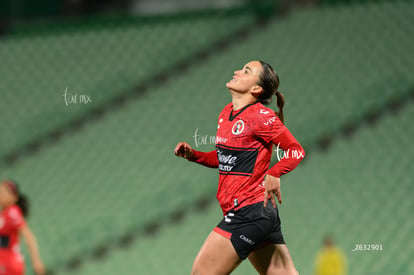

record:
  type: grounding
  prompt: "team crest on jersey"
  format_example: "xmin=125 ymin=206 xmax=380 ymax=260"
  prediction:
xmin=232 ymin=119 xmax=245 ymax=135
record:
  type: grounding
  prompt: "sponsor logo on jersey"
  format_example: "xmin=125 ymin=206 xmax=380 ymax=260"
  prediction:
xmin=264 ymin=116 xmax=277 ymax=126
xmin=217 ymin=148 xmax=237 ymax=172
xmin=216 ymin=145 xmax=259 ymax=176
xmin=259 ymin=109 xmax=270 ymax=114
xmin=232 ymin=119 xmax=245 ymax=135
xmin=215 ymin=136 xmax=227 ymax=144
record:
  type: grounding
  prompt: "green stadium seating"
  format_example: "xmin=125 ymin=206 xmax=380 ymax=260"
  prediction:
xmin=0 ymin=9 xmax=256 ymax=158
xmin=0 ymin=0 xmax=413 ymax=274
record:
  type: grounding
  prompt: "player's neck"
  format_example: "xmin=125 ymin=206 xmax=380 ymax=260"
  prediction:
xmin=231 ymin=92 xmax=256 ymax=111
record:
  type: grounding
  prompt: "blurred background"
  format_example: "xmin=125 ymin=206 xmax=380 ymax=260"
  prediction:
xmin=0 ymin=0 xmax=413 ymax=274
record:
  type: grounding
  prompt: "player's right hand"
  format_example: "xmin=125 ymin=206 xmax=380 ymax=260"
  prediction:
xmin=174 ymin=142 xmax=194 ymax=160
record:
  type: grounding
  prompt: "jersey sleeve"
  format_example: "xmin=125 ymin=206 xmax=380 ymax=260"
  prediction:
xmin=252 ymin=107 xmax=305 ymax=178
xmin=252 ymin=108 xmax=286 ymax=143
xmin=188 ymin=149 xmax=219 ymax=168
xmin=7 ymin=205 xmax=26 ymax=229
xmin=266 ymin=127 xmax=305 ymax=177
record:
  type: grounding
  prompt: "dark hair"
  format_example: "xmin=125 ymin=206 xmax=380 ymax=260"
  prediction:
xmin=323 ymin=234 xmax=334 ymax=247
xmin=17 ymin=194 xmax=29 ymax=217
xmin=257 ymin=61 xmax=285 ymax=124
xmin=4 ymin=179 xmax=30 ymax=217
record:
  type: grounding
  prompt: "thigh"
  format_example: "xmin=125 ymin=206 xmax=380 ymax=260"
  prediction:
xmin=192 ymin=230 xmax=242 ymax=275
xmin=248 ymin=243 xmax=299 ymax=275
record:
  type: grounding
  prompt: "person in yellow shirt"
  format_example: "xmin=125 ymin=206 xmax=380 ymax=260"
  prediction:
xmin=315 ymin=235 xmax=347 ymax=275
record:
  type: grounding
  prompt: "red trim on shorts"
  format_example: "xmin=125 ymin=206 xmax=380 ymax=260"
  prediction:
xmin=213 ymin=227 xmax=232 ymax=239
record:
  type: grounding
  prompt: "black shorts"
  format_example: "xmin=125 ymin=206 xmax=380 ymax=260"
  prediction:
xmin=214 ymin=200 xmax=285 ymax=260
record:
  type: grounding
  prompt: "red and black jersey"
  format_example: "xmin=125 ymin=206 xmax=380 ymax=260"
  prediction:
xmin=0 ymin=205 xmax=26 ymax=256
xmin=191 ymin=102 xmax=305 ymax=214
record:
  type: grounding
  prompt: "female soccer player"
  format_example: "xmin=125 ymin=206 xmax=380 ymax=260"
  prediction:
xmin=175 ymin=61 xmax=305 ymax=275
xmin=0 ymin=179 xmax=45 ymax=275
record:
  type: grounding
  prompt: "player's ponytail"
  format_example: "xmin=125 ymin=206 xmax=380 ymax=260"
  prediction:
xmin=275 ymin=91 xmax=285 ymax=124
xmin=257 ymin=61 xmax=285 ymax=124
xmin=17 ymin=193 xmax=29 ymax=217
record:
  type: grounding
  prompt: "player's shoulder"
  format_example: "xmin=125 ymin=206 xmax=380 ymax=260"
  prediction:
xmin=8 ymin=205 xmax=23 ymax=215
xmin=218 ymin=103 xmax=233 ymax=116
xmin=5 ymin=205 xmax=23 ymax=218
xmin=223 ymin=103 xmax=233 ymax=111
xmin=248 ymin=102 xmax=284 ymax=127
xmin=249 ymin=102 xmax=277 ymax=118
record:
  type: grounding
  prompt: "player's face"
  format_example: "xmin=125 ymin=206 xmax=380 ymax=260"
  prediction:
xmin=0 ymin=183 xmax=16 ymax=208
xmin=226 ymin=61 xmax=263 ymax=94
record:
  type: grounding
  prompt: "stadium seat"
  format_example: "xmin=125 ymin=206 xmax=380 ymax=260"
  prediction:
xmin=0 ymin=1 xmax=412 ymax=274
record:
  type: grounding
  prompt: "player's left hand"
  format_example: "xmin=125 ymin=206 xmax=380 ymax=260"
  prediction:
xmin=263 ymin=175 xmax=282 ymax=208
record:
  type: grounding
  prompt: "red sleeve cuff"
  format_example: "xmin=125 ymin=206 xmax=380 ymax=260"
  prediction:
xmin=188 ymin=149 xmax=203 ymax=162
xmin=266 ymin=169 xmax=282 ymax=178
xmin=188 ymin=149 xmax=219 ymax=168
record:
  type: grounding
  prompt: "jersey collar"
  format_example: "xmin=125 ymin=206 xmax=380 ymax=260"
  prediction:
xmin=229 ymin=101 xmax=259 ymax=121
